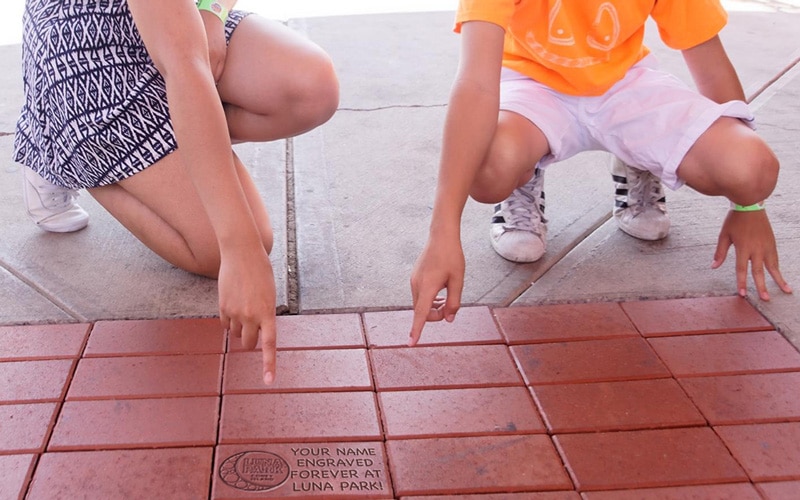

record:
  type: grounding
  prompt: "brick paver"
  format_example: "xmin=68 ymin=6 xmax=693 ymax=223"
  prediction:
xmin=3 ymin=296 xmax=798 ymax=497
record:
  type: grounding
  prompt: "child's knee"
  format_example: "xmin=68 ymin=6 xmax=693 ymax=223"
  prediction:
xmin=470 ymin=133 xmax=538 ymax=203
xmin=730 ymin=140 xmax=779 ymax=204
xmin=296 ymin=54 xmax=339 ymax=126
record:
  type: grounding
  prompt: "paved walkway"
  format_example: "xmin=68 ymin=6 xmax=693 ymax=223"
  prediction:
xmin=3 ymin=296 xmax=800 ymax=498
xmin=1 ymin=3 xmax=800 ymax=499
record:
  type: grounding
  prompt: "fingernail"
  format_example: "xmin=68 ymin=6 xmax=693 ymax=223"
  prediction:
xmin=445 ymin=314 xmax=455 ymax=323
xmin=739 ymin=288 xmax=747 ymax=297
xmin=263 ymin=371 xmax=274 ymax=385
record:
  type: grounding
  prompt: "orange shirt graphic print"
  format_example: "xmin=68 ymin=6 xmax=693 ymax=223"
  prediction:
xmin=527 ymin=0 xmax=622 ymax=68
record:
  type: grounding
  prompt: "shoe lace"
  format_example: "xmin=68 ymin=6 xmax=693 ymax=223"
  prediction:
xmin=504 ymin=172 xmax=546 ymax=234
xmin=35 ymin=182 xmax=80 ymax=211
xmin=626 ymin=168 xmax=663 ymax=216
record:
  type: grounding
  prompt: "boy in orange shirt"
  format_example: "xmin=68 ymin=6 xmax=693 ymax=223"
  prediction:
xmin=409 ymin=0 xmax=792 ymax=342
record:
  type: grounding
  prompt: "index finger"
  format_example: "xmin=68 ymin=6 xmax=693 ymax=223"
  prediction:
xmin=409 ymin=286 xmax=439 ymax=347
xmin=261 ymin=319 xmax=277 ymax=385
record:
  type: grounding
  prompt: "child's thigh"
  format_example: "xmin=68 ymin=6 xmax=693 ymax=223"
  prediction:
xmin=216 ymin=15 xmax=338 ymax=115
xmin=113 ymin=153 xmax=219 ymax=256
xmin=499 ymin=69 xmax=582 ymax=168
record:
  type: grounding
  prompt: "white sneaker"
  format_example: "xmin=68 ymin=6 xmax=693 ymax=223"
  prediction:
xmin=610 ymin=156 xmax=669 ymax=241
xmin=22 ymin=167 xmax=89 ymax=233
xmin=490 ymin=169 xmax=547 ymax=263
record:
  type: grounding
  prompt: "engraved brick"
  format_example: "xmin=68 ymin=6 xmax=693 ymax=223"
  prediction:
xmin=212 ymin=442 xmax=392 ymax=498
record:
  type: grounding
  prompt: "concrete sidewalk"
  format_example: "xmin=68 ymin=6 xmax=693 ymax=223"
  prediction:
xmin=0 ymin=7 xmax=799 ymax=352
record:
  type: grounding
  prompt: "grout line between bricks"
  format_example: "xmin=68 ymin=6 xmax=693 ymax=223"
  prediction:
xmin=358 ymin=312 xmax=399 ymax=498
xmin=207 ymin=340 xmax=227 ymax=500
xmin=21 ymin=322 xmax=94 ymax=498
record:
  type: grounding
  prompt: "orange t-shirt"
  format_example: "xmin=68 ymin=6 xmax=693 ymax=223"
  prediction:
xmin=455 ymin=0 xmax=728 ymax=96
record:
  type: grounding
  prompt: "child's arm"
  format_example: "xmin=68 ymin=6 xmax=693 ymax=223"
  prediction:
xmin=198 ymin=0 xmax=238 ymax=82
xmin=682 ymin=35 xmax=746 ymax=103
xmin=680 ymin=36 xmax=792 ymax=300
xmin=409 ymin=21 xmax=505 ymax=345
xmin=128 ymin=0 xmax=278 ymax=383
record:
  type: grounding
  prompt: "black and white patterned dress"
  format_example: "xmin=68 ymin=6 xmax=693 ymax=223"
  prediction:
xmin=13 ymin=0 xmax=249 ymax=189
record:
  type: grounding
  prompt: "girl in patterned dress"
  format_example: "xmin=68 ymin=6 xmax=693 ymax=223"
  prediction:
xmin=14 ymin=0 xmax=339 ymax=384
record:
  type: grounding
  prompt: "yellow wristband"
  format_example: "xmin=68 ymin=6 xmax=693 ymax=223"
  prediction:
xmin=196 ymin=0 xmax=228 ymax=23
xmin=731 ymin=201 xmax=765 ymax=212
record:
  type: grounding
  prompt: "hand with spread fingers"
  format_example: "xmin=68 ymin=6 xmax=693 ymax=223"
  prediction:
xmin=712 ymin=208 xmax=792 ymax=301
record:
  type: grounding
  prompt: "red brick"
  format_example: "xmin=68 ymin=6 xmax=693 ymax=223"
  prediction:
xmin=494 ymin=303 xmax=638 ymax=344
xmin=223 ymin=349 xmax=371 ymax=394
xmin=716 ymin=423 xmax=800 ymax=481
xmin=0 ymin=403 xmax=58 ymax=453
xmin=387 ymin=435 xmax=572 ymax=495
xmin=278 ymin=313 xmax=365 ymax=349
xmin=379 ymin=387 xmax=545 ymax=439
xmin=756 ymin=481 xmax=800 ymax=500
xmin=582 ymin=483 xmax=761 ymax=499
xmin=84 ymin=318 xmax=224 ymax=356
xmin=554 ymin=428 xmax=747 ymax=490
xmin=0 ymin=359 xmax=74 ymax=403
xmin=219 ymin=392 xmax=381 ymax=443
xmin=679 ymin=372 xmax=800 ymax=424
xmin=532 ymin=379 xmax=705 ymax=433
xmin=212 ymin=442 xmax=392 ymax=498
xmin=48 ymin=397 xmax=218 ymax=450
xmin=370 ymin=345 xmax=522 ymax=390
xmin=27 ymin=448 xmax=212 ymax=500
xmin=66 ymin=354 xmax=222 ymax=400
xmin=0 ymin=324 xmax=89 ymax=361
xmin=364 ymin=307 xmax=502 ymax=347
xmin=228 ymin=314 xmax=365 ymax=351
xmin=649 ymin=331 xmax=800 ymax=376
xmin=620 ymin=296 xmax=772 ymax=337
xmin=405 ymin=494 xmax=580 ymax=500
xmin=512 ymin=338 xmax=670 ymax=385
xmin=0 ymin=454 xmax=35 ymax=500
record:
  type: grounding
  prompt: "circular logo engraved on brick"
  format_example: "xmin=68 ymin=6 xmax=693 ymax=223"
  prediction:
xmin=219 ymin=451 xmax=291 ymax=492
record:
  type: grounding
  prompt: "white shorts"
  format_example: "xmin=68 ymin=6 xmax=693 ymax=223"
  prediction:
xmin=500 ymin=56 xmax=754 ymax=190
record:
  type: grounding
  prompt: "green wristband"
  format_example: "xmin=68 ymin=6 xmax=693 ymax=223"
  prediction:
xmin=731 ymin=201 xmax=765 ymax=212
xmin=196 ymin=0 xmax=228 ymax=23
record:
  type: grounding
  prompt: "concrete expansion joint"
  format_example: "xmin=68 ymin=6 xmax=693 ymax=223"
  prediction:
xmin=0 ymin=256 xmax=86 ymax=322
xmin=284 ymin=137 xmax=300 ymax=315
xmin=337 ymin=103 xmax=446 ymax=112
xmin=747 ymin=51 xmax=800 ymax=109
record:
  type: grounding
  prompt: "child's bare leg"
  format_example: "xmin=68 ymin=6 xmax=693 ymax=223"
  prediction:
xmin=677 ymin=116 xmax=789 ymax=299
xmin=216 ymin=16 xmax=339 ymax=143
xmin=89 ymin=151 xmax=272 ymax=278
xmin=677 ymin=117 xmax=778 ymax=204
xmin=469 ymin=110 xmax=550 ymax=204
xmin=88 ymin=16 xmax=337 ymax=277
